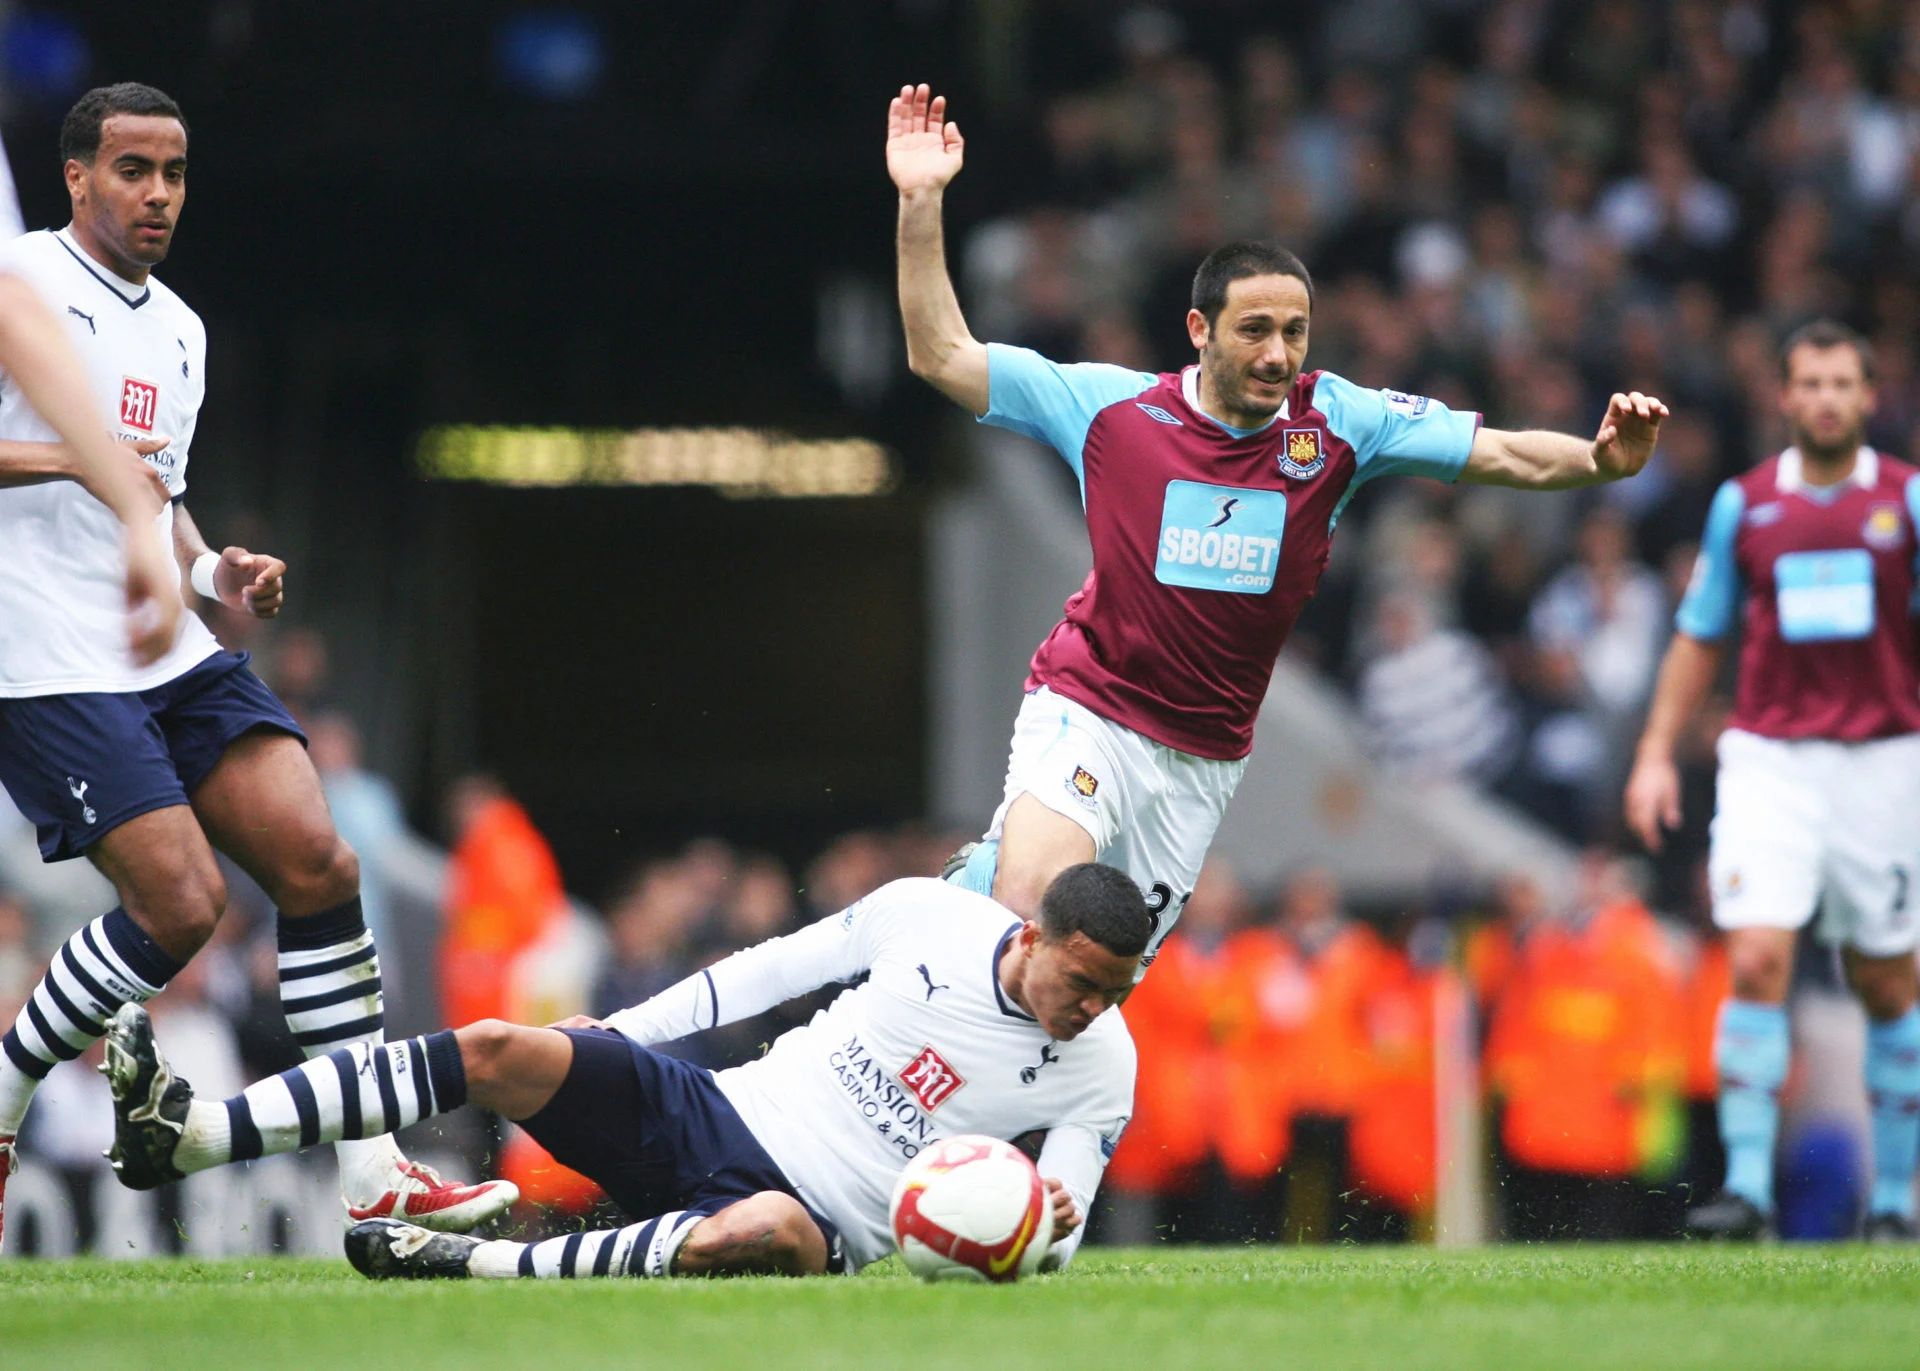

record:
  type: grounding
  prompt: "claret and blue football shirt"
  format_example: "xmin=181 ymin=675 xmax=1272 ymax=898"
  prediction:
xmin=1675 ymin=447 xmax=1920 ymax=741
xmin=980 ymin=345 xmax=1480 ymax=760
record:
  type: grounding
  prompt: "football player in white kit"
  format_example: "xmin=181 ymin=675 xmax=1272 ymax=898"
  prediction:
xmin=0 ymin=129 xmax=182 ymax=663
xmin=103 ymin=865 xmax=1144 ymax=1280
xmin=0 ymin=84 xmax=514 ymax=1247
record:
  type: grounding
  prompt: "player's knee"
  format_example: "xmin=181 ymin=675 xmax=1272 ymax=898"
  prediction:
xmin=278 ymin=831 xmax=359 ymax=910
xmin=453 ymin=1018 xmax=520 ymax=1088
xmin=1851 ymin=959 xmax=1919 ymax=1022
xmin=1728 ymin=940 xmax=1791 ymax=1002
xmin=680 ymin=1193 xmax=823 ymax=1275
xmin=122 ymin=851 xmax=226 ymax=953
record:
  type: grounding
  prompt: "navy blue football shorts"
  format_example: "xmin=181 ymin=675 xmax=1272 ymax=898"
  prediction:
xmin=523 ymin=1028 xmax=847 ymax=1273
xmin=0 ymin=650 xmax=306 ymax=862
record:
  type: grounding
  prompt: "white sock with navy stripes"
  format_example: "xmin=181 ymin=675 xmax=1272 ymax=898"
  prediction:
xmin=466 ymin=1211 xmax=701 ymax=1280
xmin=173 ymin=1030 xmax=468 ymax=1174
xmin=0 ymin=908 xmax=182 ymax=1136
xmin=276 ymin=898 xmax=401 ymax=1200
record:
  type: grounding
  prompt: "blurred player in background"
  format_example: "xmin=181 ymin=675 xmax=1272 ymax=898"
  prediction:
xmin=889 ymin=85 xmax=1667 ymax=965
xmin=103 ymin=866 xmax=1142 ymax=1280
xmin=1627 ymin=322 xmax=1920 ymax=1241
xmin=0 ymin=83 xmax=513 ymax=1249
xmin=0 ymin=129 xmax=181 ymax=662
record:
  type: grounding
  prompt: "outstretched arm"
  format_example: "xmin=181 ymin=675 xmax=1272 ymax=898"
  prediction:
xmin=0 ymin=273 xmax=181 ymax=661
xmin=604 ymin=895 xmax=893 ymax=1044
xmin=1463 ymin=391 xmax=1668 ymax=490
xmin=889 ymin=84 xmax=988 ymax=415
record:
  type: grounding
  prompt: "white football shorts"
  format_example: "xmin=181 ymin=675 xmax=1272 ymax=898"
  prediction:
xmin=983 ymin=686 xmax=1248 ymax=961
xmin=1709 ymin=727 xmax=1920 ymax=956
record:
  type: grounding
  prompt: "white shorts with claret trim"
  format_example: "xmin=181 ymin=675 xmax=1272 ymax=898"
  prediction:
xmin=983 ymin=686 xmax=1248 ymax=967
xmin=1709 ymin=728 xmax=1920 ymax=957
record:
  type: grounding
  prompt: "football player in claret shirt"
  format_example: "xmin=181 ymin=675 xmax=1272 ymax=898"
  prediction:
xmin=1626 ymin=321 xmax=1920 ymax=1242
xmin=887 ymin=85 xmax=1667 ymax=965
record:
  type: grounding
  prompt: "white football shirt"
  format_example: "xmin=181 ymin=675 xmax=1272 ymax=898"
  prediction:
xmin=0 ymin=227 xmax=218 ymax=695
xmin=0 ymin=137 xmax=22 ymax=239
xmin=607 ymin=878 xmax=1136 ymax=1272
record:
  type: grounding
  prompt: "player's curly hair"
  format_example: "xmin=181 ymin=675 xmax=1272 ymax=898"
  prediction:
xmin=1780 ymin=319 xmax=1875 ymax=384
xmin=1037 ymin=863 xmax=1153 ymax=958
xmin=60 ymin=83 xmax=187 ymax=167
xmin=1191 ymin=241 xmax=1314 ymax=328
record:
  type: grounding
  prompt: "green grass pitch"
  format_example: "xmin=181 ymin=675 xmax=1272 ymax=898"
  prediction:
xmin=4 ymin=1246 xmax=1918 ymax=1370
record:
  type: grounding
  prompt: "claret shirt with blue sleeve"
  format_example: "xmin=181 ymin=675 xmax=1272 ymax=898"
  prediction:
xmin=978 ymin=344 xmax=1480 ymax=760
xmin=1674 ymin=447 xmax=1920 ymax=742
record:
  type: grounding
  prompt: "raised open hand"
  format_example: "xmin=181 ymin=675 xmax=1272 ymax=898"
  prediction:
xmin=1591 ymin=390 xmax=1668 ymax=481
xmin=886 ymin=84 xmax=964 ymax=195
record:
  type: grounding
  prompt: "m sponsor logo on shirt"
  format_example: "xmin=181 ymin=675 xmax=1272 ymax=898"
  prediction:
xmin=1278 ymin=428 xmax=1325 ymax=479
xmin=828 ymin=1032 xmax=941 ymax=1159
xmin=898 ymin=1044 xmax=966 ymax=1111
xmin=119 ymin=377 xmax=159 ymax=433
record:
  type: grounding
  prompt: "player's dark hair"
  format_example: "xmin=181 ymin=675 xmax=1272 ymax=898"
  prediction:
xmin=1781 ymin=318 xmax=1875 ymax=384
xmin=59 ymin=83 xmax=187 ymax=166
xmin=1037 ymin=863 xmax=1152 ymax=959
xmin=1191 ymin=241 xmax=1315 ymax=328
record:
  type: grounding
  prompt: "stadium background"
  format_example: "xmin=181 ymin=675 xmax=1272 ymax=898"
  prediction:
xmin=0 ymin=0 xmax=1908 ymax=1254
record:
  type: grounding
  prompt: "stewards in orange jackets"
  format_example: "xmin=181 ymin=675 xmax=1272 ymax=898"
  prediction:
xmin=438 ymin=779 xmax=594 ymax=1212
xmin=1485 ymin=859 xmax=1684 ymax=1189
xmin=1348 ymin=937 xmax=1444 ymax=1218
xmin=439 ymin=778 xmax=569 ymax=1033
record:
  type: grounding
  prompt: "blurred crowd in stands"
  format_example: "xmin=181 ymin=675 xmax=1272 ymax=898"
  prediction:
xmin=971 ymin=0 xmax=1920 ymax=868
xmin=7 ymin=0 xmax=1918 ymax=1251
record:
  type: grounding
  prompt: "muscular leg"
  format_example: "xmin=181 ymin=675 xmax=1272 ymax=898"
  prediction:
xmin=153 ymin=1017 xmax=545 ymax=1175
xmin=186 ymin=731 xmax=416 ymax=1203
xmin=191 ymin=731 xmax=357 ymax=917
xmin=87 ymin=806 xmax=229 ymax=960
xmin=647 ymin=1193 xmax=825 ymax=1275
xmin=0 ymin=807 xmax=214 ymax=1149
xmin=1713 ymin=926 xmax=1797 ymax=1213
xmin=156 ymin=1017 xmax=827 ymax=1280
xmin=455 ymin=1019 xmax=575 ymax=1120
xmin=1846 ymin=948 xmax=1920 ymax=1223
xmin=992 ymin=794 xmax=1095 ymax=919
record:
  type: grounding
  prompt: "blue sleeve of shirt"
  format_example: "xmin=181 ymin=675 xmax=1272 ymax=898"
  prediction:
xmin=1314 ymin=372 xmax=1480 ymax=486
xmin=1675 ymin=480 xmax=1746 ymax=640
xmin=978 ymin=343 xmax=1159 ymax=487
xmin=1906 ymin=472 xmax=1920 ymax=613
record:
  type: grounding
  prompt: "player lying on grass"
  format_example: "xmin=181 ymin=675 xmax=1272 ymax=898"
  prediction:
xmin=102 ymin=865 xmax=1144 ymax=1279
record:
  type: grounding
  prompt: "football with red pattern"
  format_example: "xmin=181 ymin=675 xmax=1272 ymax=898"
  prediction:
xmin=888 ymin=1134 xmax=1051 ymax=1283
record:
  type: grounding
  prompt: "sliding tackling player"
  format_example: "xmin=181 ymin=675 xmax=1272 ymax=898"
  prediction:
xmin=106 ymin=867 xmax=1142 ymax=1280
